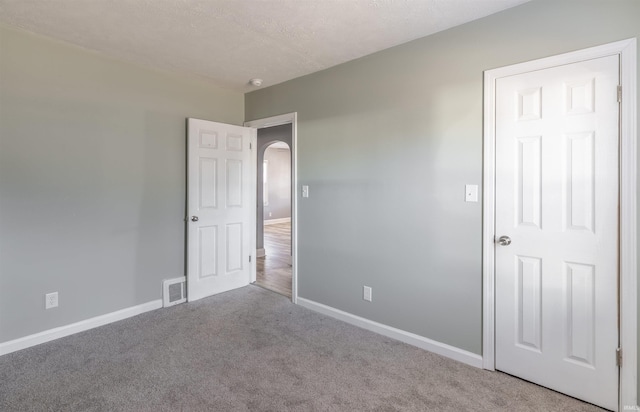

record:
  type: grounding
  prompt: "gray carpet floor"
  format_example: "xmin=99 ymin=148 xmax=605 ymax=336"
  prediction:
xmin=0 ymin=286 xmax=605 ymax=411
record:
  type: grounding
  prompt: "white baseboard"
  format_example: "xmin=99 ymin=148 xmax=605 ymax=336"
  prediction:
xmin=264 ymin=217 xmax=291 ymax=225
xmin=0 ymin=299 xmax=163 ymax=356
xmin=256 ymin=248 xmax=266 ymax=258
xmin=297 ymin=298 xmax=483 ymax=368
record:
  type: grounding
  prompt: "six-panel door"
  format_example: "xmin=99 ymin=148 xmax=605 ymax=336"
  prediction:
xmin=495 ymin=55 xmax=619 ymax=410
xmin=187 ymin=118 xmax=254 ymax=302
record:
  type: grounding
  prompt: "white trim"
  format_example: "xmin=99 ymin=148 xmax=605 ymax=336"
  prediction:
xmin=0 ymin=300 xmax=162 ymax=356
xmin=482 ymin=38 xmax=637 ymax=410
xmin=619 ymin=38 xmax=637 ymax=411
xmin=256 ymin=247 xmax=266 ymax=258
xmin=262 ymin=159 xmax=269 ymax=206
xmin=482 ymin=63 xmax=497 ymax=371
xmin=245 ymin=113 xmax=299 ymax=304
xmin=250 ymin=129 xmax=258 ymax=284
xmin=298 ymin=298 xmax=483 ymax=368
xmin=264 ymin=217 xmax=291 ymax=225
xmin=245 ymin=113 xmax=295 ymax=129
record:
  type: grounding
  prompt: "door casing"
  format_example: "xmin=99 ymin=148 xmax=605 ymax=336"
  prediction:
xmin=245 ymin=112 xmax=299 ymax=304
xmin=482 ymin=38 xmax=637 ymax=410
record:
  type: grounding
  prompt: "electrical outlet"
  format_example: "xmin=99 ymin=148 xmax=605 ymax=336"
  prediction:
xmin=363 ymin=286 xmax=372 ymax=302
xmin=45 ymin=292 xmax=58 ymax=309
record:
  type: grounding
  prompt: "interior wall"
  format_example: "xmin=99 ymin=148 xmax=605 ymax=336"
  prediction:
xmin=263 ymin=147 xmax=292 ymax=222
xmin=256 ymin=124 xmax=292 ymax=251
xmin=245 ymin=0 xmax=640 ymax=380
xmin=0 ymin=25 xmax=244 ymax=343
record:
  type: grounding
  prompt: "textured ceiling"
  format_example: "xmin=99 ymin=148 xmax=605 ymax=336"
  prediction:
xmin=0 ymin=0 xmax=530 ymax=92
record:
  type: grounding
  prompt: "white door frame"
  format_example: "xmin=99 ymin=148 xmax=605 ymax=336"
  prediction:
xmin=482 ymin=39 xmax=637 ymax=409
xmin=244 ymin=112 xmax=299 ymax=304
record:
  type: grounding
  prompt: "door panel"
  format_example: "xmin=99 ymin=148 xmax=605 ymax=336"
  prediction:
xmin=565 ymin=262 xmax=596 ymax=366
xmin=199 ymin=158 xmax=218 ymax=208
xmin=199 ymin=225 xmax=218 ymax=278
xmin=226 ymin=159 xmax=243 ymax=207
xmin=516 ymin=136 xmax=542 ymax=228
xmin=516 ymin=255 xmax=542 ymax=352
xmin=226 ymin=222 xmax=244 ymax=273
xmin=495 ymin=55 xmax=619 ymax=410
xmin=187 ymin=118 xmax=255 ymax=301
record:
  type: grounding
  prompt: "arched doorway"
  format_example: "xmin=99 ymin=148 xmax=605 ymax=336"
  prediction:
xmin=255 ymin=126 xmax=292 ymax=297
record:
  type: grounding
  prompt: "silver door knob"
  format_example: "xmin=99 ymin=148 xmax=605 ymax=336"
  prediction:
xmin=497 ymin=236 xmax=511 ymax=246
xmin=191 ymin=216 xmax=199 ymax=222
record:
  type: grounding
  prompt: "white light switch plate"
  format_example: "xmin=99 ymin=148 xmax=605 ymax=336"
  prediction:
xmin=465 ymin=185 xmax=478 ymax=202
xmin=363 ymin=286 xmax=372 ymax=302
xmin=302 ymin=185 xmax=309 ymax=198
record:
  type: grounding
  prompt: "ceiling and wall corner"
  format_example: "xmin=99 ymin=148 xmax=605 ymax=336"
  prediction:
xmin=0 ymin=0 xmax=530 ymax=92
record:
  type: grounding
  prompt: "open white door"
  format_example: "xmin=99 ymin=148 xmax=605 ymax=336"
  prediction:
xmin=494 ymin=56 xmax=619 ymax=410
xmin=187 ymin=118 xmax=256 ymax=302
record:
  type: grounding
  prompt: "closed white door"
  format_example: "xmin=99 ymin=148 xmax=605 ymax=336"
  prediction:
xmin=495 ymin=55 xmax=619 ymax=410
xmin=187 ymin=118 xmax=255 ymax=302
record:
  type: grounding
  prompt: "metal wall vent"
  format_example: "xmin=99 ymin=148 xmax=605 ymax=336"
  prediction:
xmin=163 ymin=277 xmax=186 ymax=307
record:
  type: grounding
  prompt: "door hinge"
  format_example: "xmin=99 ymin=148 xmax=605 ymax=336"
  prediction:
xmin=250 ymin=142 xmax=252 ymax=150
xmin=616 ymin=347 xmax=622 ymax=366
xmin=617 ymin=85 xmax=622 ymax=103
xmin=249 ymin=255 xmax=252 ymax=263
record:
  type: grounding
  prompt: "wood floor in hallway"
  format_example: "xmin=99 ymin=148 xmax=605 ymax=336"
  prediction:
xmin=256 ymin=221 xmax=292 ymax=298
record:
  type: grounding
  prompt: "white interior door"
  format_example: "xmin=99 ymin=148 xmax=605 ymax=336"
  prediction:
xmin=187 ymin=118 xmax=255 ymax=302
xmin=495 ymin=55 xmax=619 ymax=410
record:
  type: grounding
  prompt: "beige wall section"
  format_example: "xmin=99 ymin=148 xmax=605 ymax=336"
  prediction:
xmin=245 ymin=0 xmax=640 ymax=377
xmin=0 ymin=25 xmax=244 ymax=342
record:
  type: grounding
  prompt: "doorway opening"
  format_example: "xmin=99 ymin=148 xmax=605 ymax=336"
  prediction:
xmin=256 ymin=135 xmax=292 ymax=297
xmin=244 ymin=112 xmax=298 ymax=303
xmin=245 ymin=114 xmax=298 ymax=302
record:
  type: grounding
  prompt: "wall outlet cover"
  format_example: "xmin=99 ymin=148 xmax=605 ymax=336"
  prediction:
xmin=45 ymin=292 xmax=59 ymax=309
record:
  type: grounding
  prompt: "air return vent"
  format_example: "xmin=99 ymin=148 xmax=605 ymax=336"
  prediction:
xmin=163 ymin=277 xmax=186 ymax=307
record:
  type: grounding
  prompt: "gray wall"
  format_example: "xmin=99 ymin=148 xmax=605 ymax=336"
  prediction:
xmin=0 ymin=25 xmax=244 ymax=342
xmin=263 ymin=147 xmax=292 ymax=221
xmin=245 ymin=0 xmax=640 ymax=385
xmin=256 ymin=124 xmax=292 ymax=250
